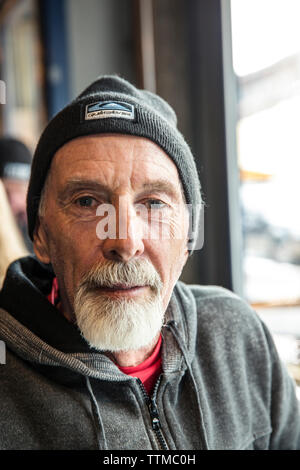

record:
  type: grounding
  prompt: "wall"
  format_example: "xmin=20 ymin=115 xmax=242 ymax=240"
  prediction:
xmin=65 ymin=0 xmax=136 ymax=99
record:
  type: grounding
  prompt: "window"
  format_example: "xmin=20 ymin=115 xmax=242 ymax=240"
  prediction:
xmin=231 ymin=0 xmax=300 ymax=387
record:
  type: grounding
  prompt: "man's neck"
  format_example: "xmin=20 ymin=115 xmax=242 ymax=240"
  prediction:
xmin=104 ymin=332 xmax=161 ymax=367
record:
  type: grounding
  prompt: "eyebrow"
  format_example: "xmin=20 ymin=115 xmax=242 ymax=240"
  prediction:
xmin=57 ymin=179 xmax=110 ymax=202
xmin=57 ymin=178 xmax=181 ymax=202
xmin=139 ymin=179 xmax=181 ymax=200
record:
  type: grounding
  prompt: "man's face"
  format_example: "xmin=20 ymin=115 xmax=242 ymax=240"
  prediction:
xmin=34 ymin=134 xmax=189 ymax=351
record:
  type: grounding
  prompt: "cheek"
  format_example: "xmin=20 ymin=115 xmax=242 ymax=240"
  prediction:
xmin=145 ymin=238 xmax=187 ymax=300
xmin=145 ymin=208 xmax=187 ymax=240
xmin=144 ymin=208 xmax=188 ymax=274
xmin=47 ymin=210 xmax=99 ymax=256
xmin=45 ymin=218 xmax=98 ymax=284
xmin=169 ymin=240 xmax=188 ymax=280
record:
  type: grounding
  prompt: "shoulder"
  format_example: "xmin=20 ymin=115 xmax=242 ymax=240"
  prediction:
xmin=175 ymin=281 xmax=283 ymax=391
xmin=176 ymin=279 xmax=254 ymax=315
xmin=175 ymin=280 xmax=268 ymax=344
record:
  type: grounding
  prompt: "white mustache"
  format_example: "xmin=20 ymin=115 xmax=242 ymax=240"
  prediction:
xmin=79 ymin=259 xmax=163 ymax=293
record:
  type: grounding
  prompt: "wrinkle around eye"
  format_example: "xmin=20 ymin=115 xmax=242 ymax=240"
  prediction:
xmin=75 ymin=196 xmax=98 ymax=208
xmin=144 ymin=200 xmax=167 ymax=210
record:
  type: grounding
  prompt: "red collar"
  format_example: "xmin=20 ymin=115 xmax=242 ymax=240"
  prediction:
xmin=117 ymin=335 xmax=162 ymax=395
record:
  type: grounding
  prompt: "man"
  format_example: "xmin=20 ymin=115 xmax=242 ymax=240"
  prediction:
xmin=0 ymin=137 xmax=32 ymax=250
xmin=0 ymin=75 xmax=299 ymax=450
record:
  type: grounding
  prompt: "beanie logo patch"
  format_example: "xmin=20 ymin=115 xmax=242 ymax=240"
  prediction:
xmin=85 ymin=100 xmax=135 ymax=121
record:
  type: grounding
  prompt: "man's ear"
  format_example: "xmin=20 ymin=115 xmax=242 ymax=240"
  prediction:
xmin=33 ymin=217 xmax=51 ymax=264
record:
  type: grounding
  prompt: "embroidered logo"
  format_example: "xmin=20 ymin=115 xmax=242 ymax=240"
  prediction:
xmin=85 ymin=100 xmax=135 ymax=120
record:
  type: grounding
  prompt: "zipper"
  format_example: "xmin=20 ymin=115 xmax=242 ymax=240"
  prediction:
xmin=137 ymin=376 xmax=169 ymax=450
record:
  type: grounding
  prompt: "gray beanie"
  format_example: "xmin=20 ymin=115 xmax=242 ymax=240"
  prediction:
xmin=27 ymin=75 xmax=201 ymax=250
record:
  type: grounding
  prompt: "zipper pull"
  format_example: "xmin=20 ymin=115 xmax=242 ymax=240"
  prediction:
xmin=148 ymin=398 xmax=161 ymax=431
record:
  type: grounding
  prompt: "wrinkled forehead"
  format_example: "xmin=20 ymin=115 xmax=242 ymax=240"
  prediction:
xmin=48 ymin=134 xmax=183 ymax=195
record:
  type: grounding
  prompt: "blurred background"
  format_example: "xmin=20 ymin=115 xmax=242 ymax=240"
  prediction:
xmin=0 ymin=0 xmax=299 ymax=387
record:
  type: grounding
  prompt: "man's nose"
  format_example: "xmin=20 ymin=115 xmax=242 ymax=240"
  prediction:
xmin=101 ymin=200 xmax=145 ymax=262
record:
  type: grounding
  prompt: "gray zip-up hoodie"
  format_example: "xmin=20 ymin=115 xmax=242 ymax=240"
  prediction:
xmin=0 ymin=256 xmax=299 ymax=450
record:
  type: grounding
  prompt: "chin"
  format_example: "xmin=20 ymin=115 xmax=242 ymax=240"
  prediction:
xmin=74 ymin=290 xmax=164 ymax=352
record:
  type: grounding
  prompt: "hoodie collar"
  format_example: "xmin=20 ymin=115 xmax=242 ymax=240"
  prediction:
xmin=0 ymin=255 xmax=94 ymax=353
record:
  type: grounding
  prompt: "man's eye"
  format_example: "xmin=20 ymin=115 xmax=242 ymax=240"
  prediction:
xmin=75 ymin=196 xmax=95 ymax=207
xmin=145 ymin=199 xmax=166 ymax=209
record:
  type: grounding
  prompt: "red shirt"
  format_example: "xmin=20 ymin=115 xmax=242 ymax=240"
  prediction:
xmin=47 ymin=277 xmax=60 ymax=306
xmin=117 ymin=335 xmax=162 ymax=396
xmin=47 ymin=278 xmax=162 ymax=395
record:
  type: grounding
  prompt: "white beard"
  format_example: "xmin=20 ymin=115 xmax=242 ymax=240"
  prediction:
xmin=73 ymin=259 xmax=164 ymax=352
